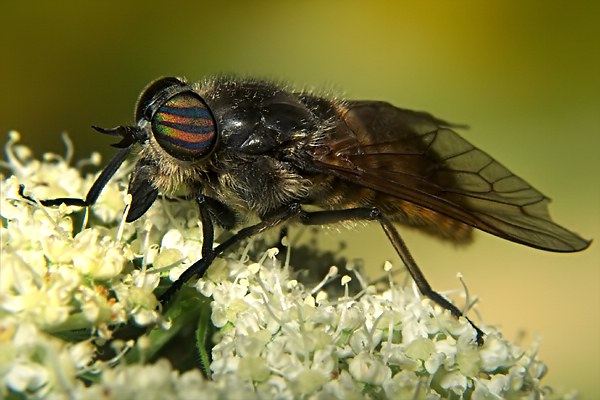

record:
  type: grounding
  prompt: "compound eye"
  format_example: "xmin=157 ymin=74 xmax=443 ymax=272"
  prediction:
xmin=152 ymin=91 xmax=218 ymax=161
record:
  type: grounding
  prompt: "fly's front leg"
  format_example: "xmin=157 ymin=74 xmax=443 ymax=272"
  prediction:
xmin=157 ymin=195 xmax=218 ymax=305
xmin=299 ymin=206 xmax=485 ymax=345
xmin=18 ymin=146 xmax=132 ymax=208
xmin=159 ymin=203 xmax=302 ymax=305
xmin=196 ymin=196 xmax=215 ymax=259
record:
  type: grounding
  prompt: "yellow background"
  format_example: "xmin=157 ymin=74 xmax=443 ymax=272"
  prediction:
xmin=2 ymin=1 xmax=598 ymax=397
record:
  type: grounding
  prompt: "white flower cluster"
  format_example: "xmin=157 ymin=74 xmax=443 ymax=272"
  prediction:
xmin=0 ymin=132 xmax=574 ymax=399
xmin=199 ymin=255 xmax=554 ymax=399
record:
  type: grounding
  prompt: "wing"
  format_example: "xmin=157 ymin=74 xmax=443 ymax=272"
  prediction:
xmin=313 ymin=100 xmax=589 ymax=252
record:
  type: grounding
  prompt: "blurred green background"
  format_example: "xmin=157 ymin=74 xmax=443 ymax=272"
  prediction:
xmin=2 ymin=1 xmax=598 ymax=396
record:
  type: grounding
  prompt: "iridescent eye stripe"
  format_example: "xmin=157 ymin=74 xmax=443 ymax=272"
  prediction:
xmin=152 ymin=92 xmax=217 ymax=160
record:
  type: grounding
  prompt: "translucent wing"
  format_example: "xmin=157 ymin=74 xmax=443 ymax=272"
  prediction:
xmin=314 ymin=101 xmax=589 ymax=252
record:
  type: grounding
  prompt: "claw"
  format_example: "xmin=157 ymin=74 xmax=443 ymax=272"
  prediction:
xmin=92 ymin=126 xmax=143 ymax=148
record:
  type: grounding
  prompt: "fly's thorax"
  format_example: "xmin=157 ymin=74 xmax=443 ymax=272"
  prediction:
xmin=207 ymin=150 xmax=312 ymax=219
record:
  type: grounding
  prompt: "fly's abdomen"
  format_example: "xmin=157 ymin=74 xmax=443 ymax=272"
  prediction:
xmin=310 ymin=174 xmax=472 ymax=242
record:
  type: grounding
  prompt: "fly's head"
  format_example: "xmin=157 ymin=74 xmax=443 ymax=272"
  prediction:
xmin=134 ymin=77 xmax=218 ymax=163
xmin=94 ymin=77 xmax=220 ymax=221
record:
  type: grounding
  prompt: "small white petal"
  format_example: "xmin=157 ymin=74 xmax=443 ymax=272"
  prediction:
xmin=349 ymin=352 xmax=391 ymax=385
xmin=5 ymin=361 xmax=49 ymax=393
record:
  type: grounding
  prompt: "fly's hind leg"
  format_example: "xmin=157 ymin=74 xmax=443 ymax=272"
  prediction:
xmin=298 ymin=206 xmax=485 ymax=345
